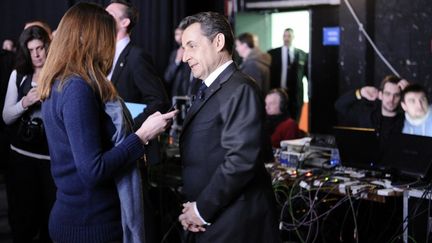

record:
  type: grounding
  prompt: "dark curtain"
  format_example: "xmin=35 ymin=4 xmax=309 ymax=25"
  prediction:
xmin=0 ymin=0 xmax=69 ymax=43
xmin=129 ymin=0 xmax=225 ymax=75
xmin=0 ymin=0 xmax=195 ymax=76
xmin=131 ymin=0 xmax=187 ymax=75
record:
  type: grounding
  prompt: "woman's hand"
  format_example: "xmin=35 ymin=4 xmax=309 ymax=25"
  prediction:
xmin=22 ymin=87 xmax=40 ymax=108
xmin=135 ymin=110 xmax=178 ymax=144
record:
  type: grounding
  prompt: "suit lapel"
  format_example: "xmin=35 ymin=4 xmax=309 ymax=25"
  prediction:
xmin=294 ymin=48 xmax=299 ymax=63
xmin=111 ymin=43 xmax=132 ymax=85
xmin=181 ymin=63 xmax=237 ymax=133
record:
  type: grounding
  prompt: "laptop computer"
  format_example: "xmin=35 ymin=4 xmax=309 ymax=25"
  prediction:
xmin=333 ymin=126 xmax=381 ymax=170
xmin=381 ymin=133 xmax=432 ymax=181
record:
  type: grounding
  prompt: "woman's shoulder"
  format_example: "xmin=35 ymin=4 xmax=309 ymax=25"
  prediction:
xmin=60 ymin=76 xmax=92 ymax=93
xmin=52 ymin=76 xmax=95 ymax=103
xmin=6 ymin=69 xmax=17 ymax=84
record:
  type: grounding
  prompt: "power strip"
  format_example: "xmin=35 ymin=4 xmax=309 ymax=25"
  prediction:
xmin=377 ymin=188 xmax=396 ymax=196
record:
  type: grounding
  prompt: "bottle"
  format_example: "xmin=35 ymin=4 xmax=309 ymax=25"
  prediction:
xmin=330 ymin=148 xmax=340 ymax=166
xmin=279 ymin=151 xmax=289 ymax=166
xmin=272 ymin=148 xmax=280 ymax=163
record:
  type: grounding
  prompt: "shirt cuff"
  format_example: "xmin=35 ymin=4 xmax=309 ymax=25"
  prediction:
xmin=20 ymin=98 xmax=28 ymax=110
xmin=355 ymin=89 xmax=362 ymax=100
xmin=193 ymin=203 xmax=211 ymax=226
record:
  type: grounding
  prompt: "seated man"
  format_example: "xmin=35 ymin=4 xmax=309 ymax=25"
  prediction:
xmin=335 ymin=75 xmax=407 ymax=142
xmin=401 ymin=84 xmax=432 ymax=137
xmin=265 ymin=88 xmax=300 ymax=148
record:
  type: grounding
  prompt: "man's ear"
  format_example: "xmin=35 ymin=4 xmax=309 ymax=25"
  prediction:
xmin=120 ymin=18 xmax=130 ymax=30
xmin=401 ymin=101 xmax=407 ymax=111
xmin=378 ymin=91 xmax=383 ymax=101
xmin=213 ymin=33 xmax=225 ymax=52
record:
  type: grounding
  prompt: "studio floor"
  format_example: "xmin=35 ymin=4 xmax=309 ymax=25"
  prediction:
xmin=0 ymin=175 xmax=12 ymax=243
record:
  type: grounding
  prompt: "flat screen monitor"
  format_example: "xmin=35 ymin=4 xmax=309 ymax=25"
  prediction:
xmin=382 ymin=133 xmax=432 ymax=181
xmin=333 ymin=126 xmax=381 ymax=170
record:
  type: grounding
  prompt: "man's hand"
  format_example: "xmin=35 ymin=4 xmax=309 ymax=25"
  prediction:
xmin=360 ymin=86 xmax=379 ymax=101
xmin=178 ymin=202 xmax=206 ymax=232
xmin=398 ymin=79 xmax=409 ymax=90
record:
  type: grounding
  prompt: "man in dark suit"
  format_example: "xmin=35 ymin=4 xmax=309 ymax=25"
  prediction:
xmin=178 ymin=12 xmax=280 ymax=243
xmin=268 ymin=28 xmax=308 ymax=121
xmin=106 ymin=0 xmax=169 ymax=130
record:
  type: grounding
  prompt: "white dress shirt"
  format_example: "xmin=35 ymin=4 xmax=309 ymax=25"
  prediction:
xmin=280 ymin=45 xmax=295 ymax=88
xmin=107 ymin=36 xmax=130 ymax=80
xmin=203 ymin=60 xmax=233 ymax=87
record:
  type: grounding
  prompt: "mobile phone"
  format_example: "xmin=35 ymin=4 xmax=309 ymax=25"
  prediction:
xmin=167 ymin=102 xmax=177 ymax=112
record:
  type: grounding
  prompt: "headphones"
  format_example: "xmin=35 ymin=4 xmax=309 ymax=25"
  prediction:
xmin=271 ymin=88 xmax=289 ymax=114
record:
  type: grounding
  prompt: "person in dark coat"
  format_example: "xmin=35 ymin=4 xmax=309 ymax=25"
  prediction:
xmin=178 ymin=12 xmax=281 ymax=243
xmin=268 ymin=28 xmax=308 ymax=121
xmin=235 ymin=32 xmax=271 ymax=95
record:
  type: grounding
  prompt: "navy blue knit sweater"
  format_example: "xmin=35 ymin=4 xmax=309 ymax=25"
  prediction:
xmin=42 ymin=77 xmax=146 ymax=243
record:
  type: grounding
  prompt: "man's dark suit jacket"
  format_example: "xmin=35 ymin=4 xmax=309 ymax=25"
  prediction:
xmin=111 ymin=43 xmax=169 ymax=130
xmin=268 ymin=47 xmax=308 ymax=120
xmin=180 ymin=63 xmax=280 ymax=243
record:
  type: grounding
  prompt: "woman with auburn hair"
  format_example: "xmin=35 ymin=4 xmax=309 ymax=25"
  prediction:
xmin=38 ymin=3 xmax=176 ymax=242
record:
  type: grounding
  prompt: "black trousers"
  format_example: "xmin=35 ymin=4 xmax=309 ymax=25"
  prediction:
xmin=6 ymin=151 xmax=56 ymax=243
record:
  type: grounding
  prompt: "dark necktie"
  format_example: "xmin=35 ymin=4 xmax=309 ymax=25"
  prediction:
xmin=194 ymin=82 xmax=207 ymax=103
xmin=198 ymin=82 xmax=207 ymax=100
xmin=287 ymin=48 xmax=291 ymax=66
xmin=187 ymin=82 xmax=207 ymax=113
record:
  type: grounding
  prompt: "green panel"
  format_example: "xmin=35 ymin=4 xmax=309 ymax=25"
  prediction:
xmin=234 ymin=12 xmax=272 ymax=52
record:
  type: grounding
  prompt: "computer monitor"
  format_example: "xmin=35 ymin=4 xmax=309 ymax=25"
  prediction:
xmin=333 ymin=126 xmax=381 ymax=170
xmin=382 ymin=133 xmax=432 ymax=181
